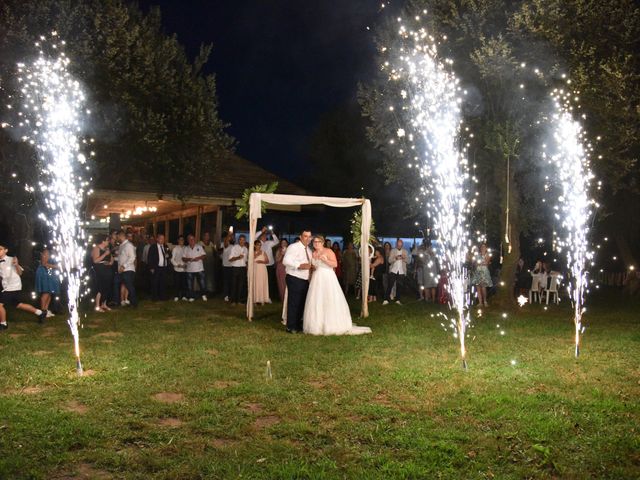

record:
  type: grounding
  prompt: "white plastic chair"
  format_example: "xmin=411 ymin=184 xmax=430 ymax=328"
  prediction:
xmin=529 ymin=273 xmax=542 ymax=304
xmin=544 ymin=274 xmax=560 ymax=305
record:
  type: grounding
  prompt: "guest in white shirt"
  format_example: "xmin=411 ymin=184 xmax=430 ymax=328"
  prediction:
xmin=221 ymin=233 xmax=234 ymax=301
xmin=282 ymin=230 xmax=313 ymax=332
xmin=228 ymin=235 xmax=249 ymax=305
xmin=170 ymin=235 xmax=188 ymax=301
xmin=256 ymin=226 xmax=279 ymax=301
xmin=383 ymin=238 xmax=408 ymax=305
xmin=183 ymin=234 xmax=207 ymax=302
xmin=116 ymin=230 xmax=138 ymax=307
xmin=0 ymin=242 xmax=48 ymax=328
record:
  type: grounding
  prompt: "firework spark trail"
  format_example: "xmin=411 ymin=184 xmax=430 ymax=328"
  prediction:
xmin=545 ymin=92 xmax=594 ymax=357
xmin=17 ymin=34 xmax=89 ymax=374
xmin=385 ymin=16 xmax=473 ymax=367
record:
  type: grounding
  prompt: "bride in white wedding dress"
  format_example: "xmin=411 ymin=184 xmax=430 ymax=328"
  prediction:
xmin=303 ymin=236 xmax=372 ymax=336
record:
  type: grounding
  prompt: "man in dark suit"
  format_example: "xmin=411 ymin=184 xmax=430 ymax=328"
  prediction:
xmin=147 ymin=233 xmax=169 ymax=301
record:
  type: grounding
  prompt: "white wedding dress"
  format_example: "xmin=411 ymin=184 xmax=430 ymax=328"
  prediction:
xmin=303 ymin=257 xmax=372 ymax=336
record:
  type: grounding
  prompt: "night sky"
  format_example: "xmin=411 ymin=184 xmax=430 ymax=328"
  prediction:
xmin=138 ymin=0 xmax=397 ymax=182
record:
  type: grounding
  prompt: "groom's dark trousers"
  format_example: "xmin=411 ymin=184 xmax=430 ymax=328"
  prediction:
xmin=286 ymin=274 xmax=309 ymax=331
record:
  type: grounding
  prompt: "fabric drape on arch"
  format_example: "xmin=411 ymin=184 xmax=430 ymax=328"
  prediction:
xmin=247 ymin=193 xmax=371 ymax=320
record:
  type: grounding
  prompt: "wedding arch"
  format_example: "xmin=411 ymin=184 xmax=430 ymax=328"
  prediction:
xmin=247 ymin=193 xmax=372 ymax=320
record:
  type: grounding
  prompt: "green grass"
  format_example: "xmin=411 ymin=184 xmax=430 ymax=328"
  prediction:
xmin=0 ymin=292 xmax=638 ymax=479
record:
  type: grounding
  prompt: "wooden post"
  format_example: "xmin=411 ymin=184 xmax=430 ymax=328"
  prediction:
xmin=214 ymin=207 xmax=223 ymax=245
xmin=178 ymin=215 xmax=184 ymax=236
xmin=164 ymin=220 xmax=170 ymax=240
xmin=195 ymin=206 xmax=203 ymax=241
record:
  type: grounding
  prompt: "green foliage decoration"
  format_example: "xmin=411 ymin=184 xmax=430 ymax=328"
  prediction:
xmin=235 ymin=182 xmax=278 ymax=220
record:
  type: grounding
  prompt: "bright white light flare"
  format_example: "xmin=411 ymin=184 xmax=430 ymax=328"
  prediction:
xmin=385 ymin=18 xmax=472 ymax=367
xmin=544 ymin=92 xmax=595 ymax=357
xmin=17 ymin=35 xmax=88 ymax=372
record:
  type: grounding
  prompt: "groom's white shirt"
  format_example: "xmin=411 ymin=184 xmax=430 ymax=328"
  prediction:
xmin=282 ymin=241 xmax=312 ymax=281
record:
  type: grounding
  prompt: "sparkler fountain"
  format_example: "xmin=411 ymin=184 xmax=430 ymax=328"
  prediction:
xmin=382 ymin=15 xmax=474 ymax=368
xmin=544 ymin=88 xmax=595 ymax=357
xmin=15 ymin=34 xmax=90 ymax=375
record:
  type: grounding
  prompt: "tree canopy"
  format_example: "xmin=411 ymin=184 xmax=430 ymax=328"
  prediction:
xmin=0 ymin=0 xmax=234 ymax=198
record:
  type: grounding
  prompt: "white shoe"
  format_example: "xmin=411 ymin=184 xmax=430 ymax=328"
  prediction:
xmin=46 ymin=310 xmax=55 ymax=318
xmin=202 ymin=295 xmax=208 ymax=301
xmin=121 ymin=300 xmax=129 ymax=307
xmin=224 ymin=296 xmax=229 ymax=302
xmin=188 ymin=298 xmax=195 ymax=302
xmin=382 ymin=300 xmax=389 ymax=306
xmin=181 ymin=297 xmax=188 ymax=301
xmin=396 ymin=300 xmax=403 ymax=305
xmin=174 ymin=297 xmax=179 ymax=302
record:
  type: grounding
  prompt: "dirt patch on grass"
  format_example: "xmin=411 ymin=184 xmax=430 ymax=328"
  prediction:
xmin=152 ymin=392 xmax=184 ymax=403
xmin=253 ymin=415 xmax=280 ymax=429
xmin=373 ymin=393 xmax=394 ymax=407
xmin=210 ymin=438 xmax=235 ymax=448
xmin=95 ymin=332 xmax=123 ymax=338
xmin=242 ymin=402 xmax=263 ymax=413
xmin=57 ymin=462 xmax=112 ymax=479
xmin=64 ymin=400 xmax=89 ymax=414
xmin=21 ymin=386 xmax=46 ymax=395
xmin=162 ymin=317 xmax=182 ymax=324
xmin=156 ymin=417 xmax=184 ymax=427
xmin=206 ymin=349 xmax=219 ymax=356
xmin=82 ymin=369 xmax=97 ymax=377
xmin=41 ymin=327 xmax=57 ymax=337
xmin=212 ymin=380 xmax=239 ymax=389
xmin=32 ymin=350 xmax=53 ymax=356
xmin=8 ymin=333 xmax=26 ymax=339
xmin=86 ymin=324 xmax=100 ymax=329
xmin=99 ymin=339 xmax=115 ymax=344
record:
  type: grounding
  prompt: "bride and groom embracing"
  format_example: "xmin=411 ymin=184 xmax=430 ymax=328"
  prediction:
xmin=283 ymin=230 xmax=371 ymax=336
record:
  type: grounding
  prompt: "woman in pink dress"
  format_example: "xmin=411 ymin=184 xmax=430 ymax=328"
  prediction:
xmin=274 ymin=238 xmax=288 ymax=302
xmin=253 ymin=240 xmax=270 ymax=305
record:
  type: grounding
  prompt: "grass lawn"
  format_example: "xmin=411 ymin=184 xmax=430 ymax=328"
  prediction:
xmin=0 ymin=292 xmax=638 ymax=479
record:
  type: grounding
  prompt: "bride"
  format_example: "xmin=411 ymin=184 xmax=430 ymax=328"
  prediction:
xmin=303 ymin=236 xmax=371 ymax=336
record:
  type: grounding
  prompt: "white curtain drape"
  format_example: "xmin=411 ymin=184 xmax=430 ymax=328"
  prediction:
xmin=247 ymin=193 xmax=371 ymax=320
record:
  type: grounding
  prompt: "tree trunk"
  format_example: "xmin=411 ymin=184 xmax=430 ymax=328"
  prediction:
xmin=492 ymin=167 xmax=521 ymax=310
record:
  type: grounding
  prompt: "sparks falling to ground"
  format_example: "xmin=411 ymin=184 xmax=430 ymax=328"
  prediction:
xmin=382 ymin=13 xmax=473 ymax=368
xmin=15 ymin=33 xmax=90 ymax=374
xmin=544 ymin=89 xmax=595 ymax=357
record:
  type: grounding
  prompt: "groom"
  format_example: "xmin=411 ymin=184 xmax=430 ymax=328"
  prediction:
xmin=282 ymin=229 xmax=313 ymax=333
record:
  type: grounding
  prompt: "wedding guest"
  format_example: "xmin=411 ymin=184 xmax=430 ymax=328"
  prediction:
xmin=418 ymin=245 xmax=438 ymax=302
xmin=256 ymin=226 xmax=279 ymax=301
xmin=199 ymin=232 xmax=217 ymax=295
xmin=473 ymin=244 xmax=492 ymax=307
xmin=170 ymin=235 xmax=188 ymax=301
xmin=332 ymin=242 xmax=343 ymax=281
xmin=341 ymin=242 xmax=358 ymax=295
xmin=108 ymin=231 xmax=123 ymax=307
xmin=274 ymin=238 xmax=289 ymax=302
xmin=116 ymin=230 xmax=138 ymax=307
xmin=324 ymin=238 xmax=332 ymax=249
xmin=221 ymin=233 xmax=234 ymax=302
xmin=91 ymin=236 xmax=113 ymax=312
xmin=514 ymin=258 xmax=530 ymax=296
xmin=253 ymin=240 xmax=270 ymax=305
xmin=34 ymin=248 xmax=61 ymax=317
xmin=0 ymin=242 xmax=48 ymax=329
xmin=382 ymin=241 xmax=392 ymax=296
xmin=183 ymin=234 xmax=207 ymax=302
xmin=368 ymin=247 xmax=385 ymax=302
xmin=229 ymin=235 xmax=248 ymax=305
xmin=148 ymin=233 xmax=169 ymax=301
xmin=383 ymin=239 xmax=408 ymax=305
